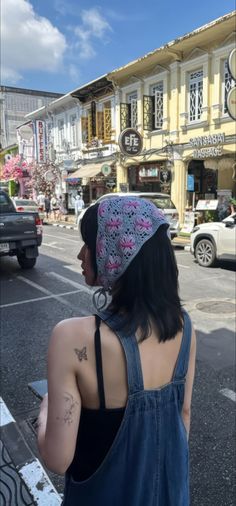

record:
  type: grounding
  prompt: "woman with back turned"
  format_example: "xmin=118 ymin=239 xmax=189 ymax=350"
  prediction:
xmin=37 ymin=196 xmax=196 ymax=505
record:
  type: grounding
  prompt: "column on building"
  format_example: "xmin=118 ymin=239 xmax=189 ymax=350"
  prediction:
xmin=171 ymin=149 xmax=186 ymax=225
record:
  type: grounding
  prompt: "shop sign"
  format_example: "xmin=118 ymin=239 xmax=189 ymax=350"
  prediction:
xmin=187 ymin=174 xmax=194 ymax=191
xmin=160 ymin=170 xmax=171 ymax=184
xmin=180 ymin=212 xmax=195 ymax=234
xmin=35 ymin=120 xmax=46 ymax=163
xmin=227 ymin=87 xmax=236 ymax=121
xmin=101 ymin=164 xmax=112 ymax=176
xmin=119 ymin=129 xmax=143 ymax=156
xmin=190 ymin=133 xmax=225 ymax=148
xmin=106 ymin=178 xmax=116 ymax=189
xmin=190 ymin=132 xmax=225 ymax=159
xmin=228 ymin=48 xmax=236 ymax=81
xmin=139 ymin=167 xmax=159 ymax=178
xmin=196 ymin=200 xmax=218 ymax=211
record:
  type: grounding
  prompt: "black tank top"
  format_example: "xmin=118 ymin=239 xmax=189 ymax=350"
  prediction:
xmin=68 ymin=315 xmax=125 ymax=481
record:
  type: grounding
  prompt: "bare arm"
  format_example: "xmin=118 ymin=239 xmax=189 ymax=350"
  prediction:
xmin=37 ymin=321 xmax=81 ymax=474
xmin=182 ymin=326 xmax=196 ymax=440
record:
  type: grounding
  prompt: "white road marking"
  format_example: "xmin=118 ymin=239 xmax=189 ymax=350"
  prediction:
xmin=46 ymin=271 xmax=93 ymax=295
xmin=43 ymin=233 xmax=78 ymax=243
xmin=17 ymin=275 xmax=85 ymax=309
xmin=64 ymin=264 xmax=82 ymax=274
xmin=20 ymin=460 xmax=62 ymax=505
xmin=220 ymin=388 xmax=236 ymax=402
xmin=0 ymin=397 xmax=15 ymax=426
xmin=177 ymin=264 xmax=190 ymax=269
xmin=0 ymin=290 xmax=82 ymax=308
xmin=42 ymin=242 xmax=64 ymax=250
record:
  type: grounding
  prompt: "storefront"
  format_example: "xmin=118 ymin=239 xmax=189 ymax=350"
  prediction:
xmin=185 ymin=132 xmax=235 ymax=221
xmin=127 ymin=162 xmax=172 ymax=194
xmin=66 ymin=162 xmax=116 ymax=206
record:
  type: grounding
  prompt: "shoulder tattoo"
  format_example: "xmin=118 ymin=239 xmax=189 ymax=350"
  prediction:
xmin=74 ymin=346 xmax=88 ymax=362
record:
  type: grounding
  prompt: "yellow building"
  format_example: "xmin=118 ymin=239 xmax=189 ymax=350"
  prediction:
xmin=108 ymin=11 xmax=236 ymax=223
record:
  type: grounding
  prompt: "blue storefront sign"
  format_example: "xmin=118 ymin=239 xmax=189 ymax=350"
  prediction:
xmin=187 ymin=174 xmax=194 ymax=191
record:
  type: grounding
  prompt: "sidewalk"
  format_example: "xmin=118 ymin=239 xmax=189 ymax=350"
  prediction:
xmin=43 ymin=215 xmax=77 ymax=231
xmin=0 ymin=398 xmax=62 ymax=506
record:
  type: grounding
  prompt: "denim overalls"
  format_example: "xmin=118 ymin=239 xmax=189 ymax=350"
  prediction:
xmin=62 ymin=310 xmax=191 ymax=506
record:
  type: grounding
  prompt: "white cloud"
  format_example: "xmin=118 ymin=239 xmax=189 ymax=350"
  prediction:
xmin=2 ymin=0 xmax=66 ymax=84
xmin=74 ymin=8 xmax=112 ymax=60
xmin=68 ymin=63 xmax=80 ymax=83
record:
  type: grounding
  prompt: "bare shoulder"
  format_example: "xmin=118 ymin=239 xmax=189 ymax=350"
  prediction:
xmin=48 ymin=315 xmax=96 ymax=355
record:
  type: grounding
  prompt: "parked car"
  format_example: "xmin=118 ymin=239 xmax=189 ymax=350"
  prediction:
xmin=12 ymin=198 xmax=45 ymax=221
xmin=190 ymin=213 xmax=236 ymax=267
xmin=78 ymin=192 xmax=179 ymax=237
xmin=0 ymin=190 xmax=42 ymax=269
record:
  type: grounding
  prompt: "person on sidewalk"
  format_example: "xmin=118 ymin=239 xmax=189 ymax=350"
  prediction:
xmin=74 ymin=194 xmax=84 ymax=226
xmin=37 ymin=191 xmax=45 ymax=211
xmin=44 ymin=194 xmax=51 ymax=220
xmin=37 ymin=196 xmax=196 ymax=506
xmin=50 ymin=194 xmax=59 ymax=221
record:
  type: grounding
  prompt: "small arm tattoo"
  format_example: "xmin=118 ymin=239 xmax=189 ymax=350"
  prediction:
xmin=56 ymin=392 xmax=79 ymax=425
xmin=74 ymin=346 xmax=88 ymax=362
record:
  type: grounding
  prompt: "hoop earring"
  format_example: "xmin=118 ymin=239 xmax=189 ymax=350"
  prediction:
xmin=92 ymin=287 xmax=108 ymax=310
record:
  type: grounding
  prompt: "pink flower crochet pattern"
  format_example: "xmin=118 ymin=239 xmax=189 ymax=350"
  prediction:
xmin=119 ymin=234 xmax=136 ymax=254
xmin=135 ymin=216 xmax=153 ymax=233
xmin=106 ymin=216 xmax=123 ymax=231
xmin=105 ymin=255 xmax=122 ymax=273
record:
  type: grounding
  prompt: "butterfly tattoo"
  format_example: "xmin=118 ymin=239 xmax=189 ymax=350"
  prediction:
xmin=74 ymin=347 xmax=88 ymax=362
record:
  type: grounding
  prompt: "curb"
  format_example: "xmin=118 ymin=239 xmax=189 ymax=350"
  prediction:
xmin=51 ymin=223 xmax=77 ymax=230
xmin=0 ymin=397 xmax=62 ymax=505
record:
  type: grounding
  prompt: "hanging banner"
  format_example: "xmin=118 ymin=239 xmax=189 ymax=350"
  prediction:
xmin=35 ymin=120 xmax=47 ymax=163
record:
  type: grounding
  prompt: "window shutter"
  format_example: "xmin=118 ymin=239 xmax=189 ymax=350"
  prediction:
xmin=104 ymin=107 xmax=111 ymax=141
xmin=96 ymin=111 xmax=104 ymax=139
xmin=88 ymin=113 xmax=92 ymax=142
xmin=120 ymin=103 xmax=130 ymax=131
xmin=91 ymin=101 xmax=96 ymax=137
xmin=81 ymin=116 xmax=88 ymax=143
xmin=143 ymin=95 xmax=153 ymax=131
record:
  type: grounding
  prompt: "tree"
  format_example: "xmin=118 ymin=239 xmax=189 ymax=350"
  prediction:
xmin=2 ymin=155 xmax=26 ymax=180
xmin=25 ymin=161 xmax=61 ymax=194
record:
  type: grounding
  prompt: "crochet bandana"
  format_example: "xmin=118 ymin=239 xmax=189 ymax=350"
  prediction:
xmin=96 ymin=196 xmax=169 ymax=290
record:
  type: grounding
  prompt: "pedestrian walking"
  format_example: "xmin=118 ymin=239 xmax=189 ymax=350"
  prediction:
xmin=50 ymin=194 xmax=58 ymax=221
xmin=44 ymin=194 xmax=51 ymax=220
xmin=37 ymin=196 xmax=196 ymax=506
xmin=37 ymin=191 xmax=45 ymax=211
xmin=74 ymin=194 xmax=84 ymax=226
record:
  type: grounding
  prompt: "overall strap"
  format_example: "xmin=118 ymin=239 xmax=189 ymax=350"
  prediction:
xmin=94 ymin=315 xmax=106 ymax=409
xmin=173 ymin=310 xmax=192 ymax=382
xmin=97 ymin=311 xmax=144 ymax=396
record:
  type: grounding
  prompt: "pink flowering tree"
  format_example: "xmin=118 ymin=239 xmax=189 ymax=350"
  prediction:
xmin=2 ymin=155 xmax=28 ymax=181
xmin=25 ymin=162 xmax=61 ymax=194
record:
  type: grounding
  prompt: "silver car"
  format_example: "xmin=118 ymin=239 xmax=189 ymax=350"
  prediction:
xmin=12 ymin=198 xmax=44 ymax=221
xmin=78 ymin=192 xmax=179 ymax=237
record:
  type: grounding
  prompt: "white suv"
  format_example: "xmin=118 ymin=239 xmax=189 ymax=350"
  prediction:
xmin=78 ymin=192 xmax=179 ymax=237
xmin=190 ymin=213 xmax=236 ymax=267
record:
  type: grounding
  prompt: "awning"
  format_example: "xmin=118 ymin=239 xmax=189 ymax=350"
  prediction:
xmin=66 ymin=164 xmax=103 ymax=180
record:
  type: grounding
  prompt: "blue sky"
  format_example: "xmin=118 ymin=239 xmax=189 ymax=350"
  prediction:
xmin=2 ymin=0 xmax=235 ymax=94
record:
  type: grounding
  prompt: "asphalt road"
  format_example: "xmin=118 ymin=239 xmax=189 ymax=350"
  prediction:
xmin=0 ymin=224 xmax=235 ymax=505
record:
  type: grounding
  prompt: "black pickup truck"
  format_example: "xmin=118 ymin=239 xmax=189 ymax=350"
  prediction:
xmin=0 ymin=190 xmax=42 ymax=268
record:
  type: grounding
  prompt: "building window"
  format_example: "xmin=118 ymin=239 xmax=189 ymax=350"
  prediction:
xmin=81 ymin=100 xmax=111 ymax=145
xmin=189 ymin=69 xmax=203 ymax=122
xmin=58 ymin=119 xmax=65 ymax=147
xmin=70 ymin=114 xmax=77 ymax=147
xmin=223 ymin=59 xmax=235 ymax=114
xmin=143 ymin=82 xmax=163 ymax=131
xmin=120 ymin=92 xmax=137 ymax=131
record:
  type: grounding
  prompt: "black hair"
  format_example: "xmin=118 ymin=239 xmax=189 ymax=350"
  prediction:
xmin=80 ymin=203 xmax=183 ymax=342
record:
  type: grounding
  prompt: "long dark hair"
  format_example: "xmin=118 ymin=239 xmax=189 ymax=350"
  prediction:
xmin=80 ymin=203 xmax=183 ymax=342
